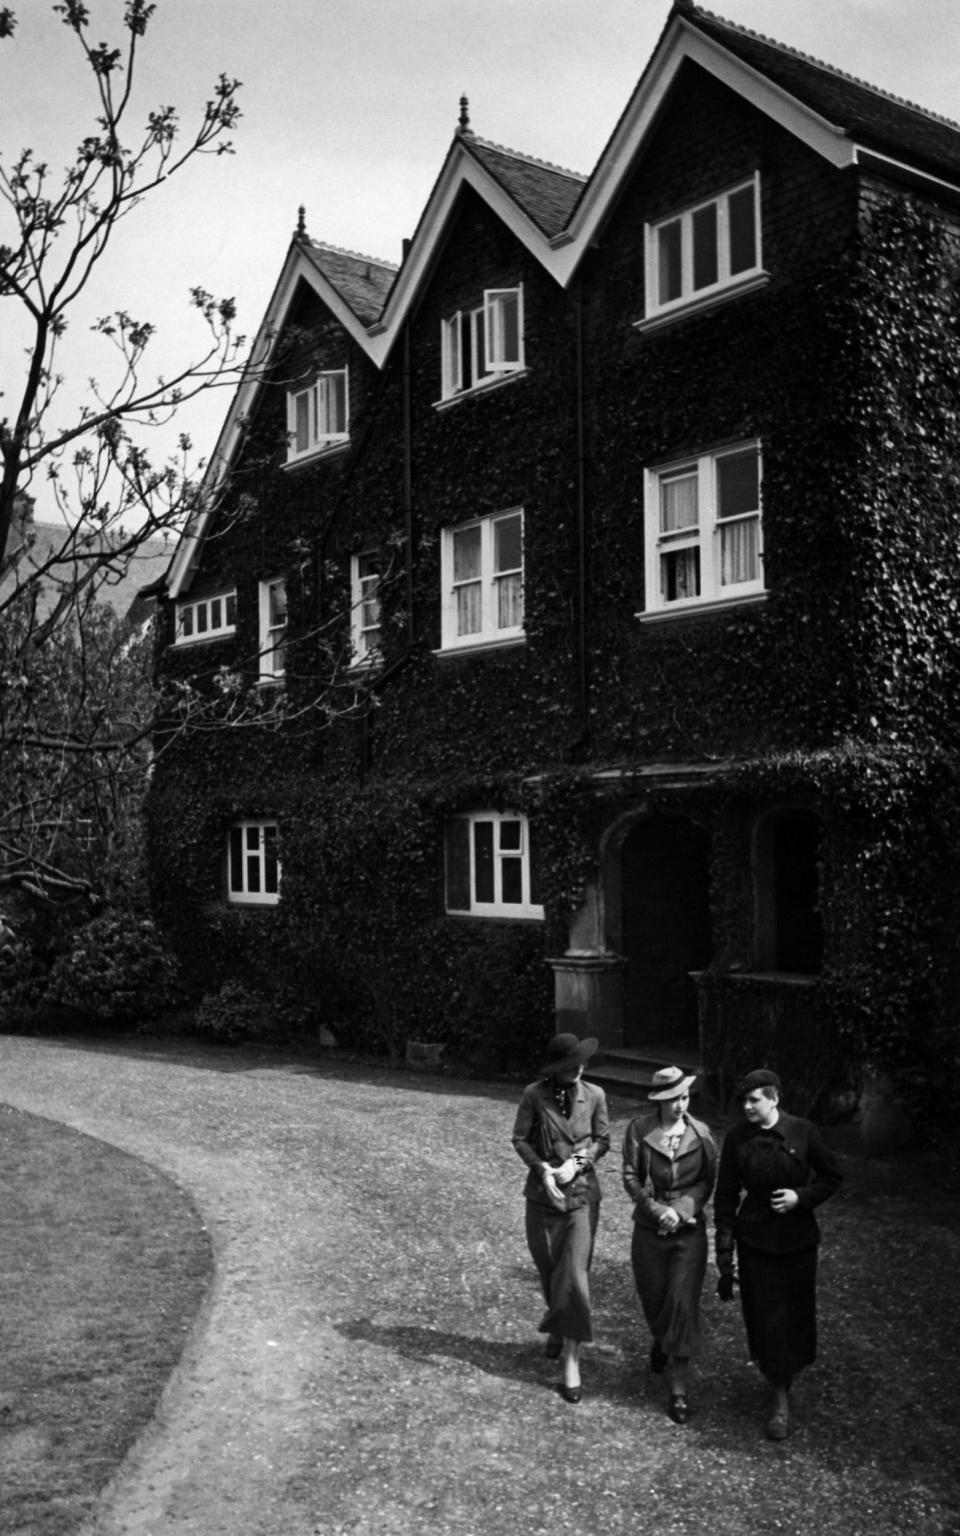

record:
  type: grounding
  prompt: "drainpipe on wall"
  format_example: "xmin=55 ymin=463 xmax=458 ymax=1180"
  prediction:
xmin=569 ymin=271 xmax=590 ymax=762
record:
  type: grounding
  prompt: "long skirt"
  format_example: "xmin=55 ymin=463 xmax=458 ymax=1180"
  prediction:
xmin=737 ymin=1243 xmax=818 ymax=1385
xmin=631 ymin=1219 xmax=707 ymax=1359
xmin=525 ymin=1200 xmax=599 ymax=1344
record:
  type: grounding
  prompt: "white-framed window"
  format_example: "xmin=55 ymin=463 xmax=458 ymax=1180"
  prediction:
xmin=645 ymin=176 xmax=761 ymax=319
xmin=441 ymin=286 xmax=523 ymax=399
xmin=645 ymin=441 xmax=763 ymax=612
xmin=227 ymin=821 xmax=280 ymax=905
xmin=258 ymin=578 xmax=287 ymax=681
xmin=286 ymin=368 xmax=349 ymax=462
xmin=175 ymin=589 xmax=237 ymax=645
xmin=440 ymin=508 xmax=524 ymax=651
xmin=445 ymin=811 xmax=543 ymax=919
xmin=350 ymin=551 xmax=381 ymax=665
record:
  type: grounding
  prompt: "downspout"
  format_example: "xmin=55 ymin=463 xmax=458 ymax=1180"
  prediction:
xmin=402 ymin=301 xmax=414 ymax=635
xmin=573 ymin=270 xmax=590 ymax=758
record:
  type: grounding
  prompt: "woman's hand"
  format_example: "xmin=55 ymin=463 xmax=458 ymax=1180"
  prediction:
xmin=554 ymin=1157 xmax=579 ymax=1186
xmin=771 ymin=1187 xmax=799 ymax=1214
xmin=657 ymin=1207 xmax=681 ymax=1235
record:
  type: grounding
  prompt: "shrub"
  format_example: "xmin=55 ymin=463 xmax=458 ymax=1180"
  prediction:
xmin=194 ymin=979 xmax=270 ymax=1045
xmin=45 ymin=910 xmax=180 ymax=1026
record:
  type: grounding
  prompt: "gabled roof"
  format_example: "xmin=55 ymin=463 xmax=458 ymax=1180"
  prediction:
xmin=167 ymin=1 xmax=960 ymax=596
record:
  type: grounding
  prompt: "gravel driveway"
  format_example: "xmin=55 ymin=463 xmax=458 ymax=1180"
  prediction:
xmin=1 ymin=1034 xmax=956 ymax=1536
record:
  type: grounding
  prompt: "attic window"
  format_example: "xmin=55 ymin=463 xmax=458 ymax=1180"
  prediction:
xmin=441 ymin=287 xmax=523 ymax=399
xmin=645 ymin=176 xmax=761 ymax=320
xmin=286 ymin=368 xmax=349 ymax=462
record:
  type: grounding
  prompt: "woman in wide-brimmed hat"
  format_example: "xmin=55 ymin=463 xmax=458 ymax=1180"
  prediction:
xmin=714 ymin=1068 xmax=842 ymax=1440
xmin=621 ymin=1065 xmax=717 ymax=1424
xmin=512 ymin=1033 xmax=610 ymax=1403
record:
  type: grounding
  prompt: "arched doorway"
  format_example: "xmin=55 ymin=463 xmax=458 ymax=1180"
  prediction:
xmin=620 ymin=814 xmax=712 ymax=1050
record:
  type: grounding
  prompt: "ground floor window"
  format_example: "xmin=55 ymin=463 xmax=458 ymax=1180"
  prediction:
xmin=227 ymin=821 xmax=280 ymax=905
xmin=444 ymin=810 xmax=542 ymax=918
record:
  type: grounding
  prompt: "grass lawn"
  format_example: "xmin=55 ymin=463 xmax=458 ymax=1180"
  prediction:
xmin=0 ymin=1104 xmax=212 ymax=1536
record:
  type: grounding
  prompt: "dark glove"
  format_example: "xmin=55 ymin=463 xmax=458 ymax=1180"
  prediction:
xmin=716 ymin=1273 xmax=737 ymax=1302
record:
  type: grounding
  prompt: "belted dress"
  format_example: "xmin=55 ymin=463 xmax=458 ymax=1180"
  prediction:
xmin=512 ymin=1077 xmax=610 ymax=1343
xmin=621 ymin=1111 xmax=718 ymax=1359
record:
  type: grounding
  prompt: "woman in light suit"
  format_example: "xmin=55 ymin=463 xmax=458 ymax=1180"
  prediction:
xmin=512 ymin=1033 xmax=610 ymax=1404
xmin=622 ymin=1065 xmax=717 ymax=1423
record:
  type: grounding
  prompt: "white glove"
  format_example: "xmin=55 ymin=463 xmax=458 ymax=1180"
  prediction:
xmin=553 ymin=1157 xmax=579 ymax=1186
xmin=541 ymin=1168 xmax=567 ymax=1211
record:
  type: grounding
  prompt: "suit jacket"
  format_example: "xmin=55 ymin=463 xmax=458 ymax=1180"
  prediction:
xmin=621 ymin=1112 xmax=717 ymax=1229
xmin=715 ymin=1110 xmax=843 ymax=1256
xmin=512 ymin=1078 xmax=610 ymax=1210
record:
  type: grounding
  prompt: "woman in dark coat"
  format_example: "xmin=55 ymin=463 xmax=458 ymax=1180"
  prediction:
xmin=512 ymin=1033 xmax=610 ymax=1404
xmin=715 ymin=1068 xmax=843 ymax=1440
xmin=622 ymin=1065 xmax=717 ymax=1424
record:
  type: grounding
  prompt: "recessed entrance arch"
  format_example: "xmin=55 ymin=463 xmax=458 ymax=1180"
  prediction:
xmin=618 ymin=813 xmax=712 ymax=1051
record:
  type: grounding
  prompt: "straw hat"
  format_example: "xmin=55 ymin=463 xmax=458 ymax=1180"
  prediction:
xmin=648 ymin=1065 xmax=697 ymax=1101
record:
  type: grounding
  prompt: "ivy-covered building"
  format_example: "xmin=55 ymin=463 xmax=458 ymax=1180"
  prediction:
xmin=149 ymin=1 xmax=960 ymax=1115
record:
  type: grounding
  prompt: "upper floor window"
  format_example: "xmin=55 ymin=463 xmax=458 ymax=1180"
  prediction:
xmin=441 ymin=286 xmax=523 ymax=399
xmin=646 ymin=177 xmax=760 ymax=320
xmin=350 ymin=552 xmax=381 ymax=665
xmin=445 ymin=810 xmax=543 ymax=919
xmin=644 ymin=442 xmax=763 ymax=613
xmin=175 ymin=589 xmax=237 ymax=645
xmin=259 ymin=578 xmax=287 ymax=681
xmin=227 ymin=820 xmax=280 ymax=905
xmin=440 ymin=508 xmax=523 ymax=651
xmin=286 ymin=368 xmax=349 ymax=463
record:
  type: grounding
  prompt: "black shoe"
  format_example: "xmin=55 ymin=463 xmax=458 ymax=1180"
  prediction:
xmin=557 ymin=1383 xmax=582 ymax=1404
xmin=544 ymin=1334 xmax=563 ymax=1359
xmin=650 ymin=1344 xmax=667 ymax=1375
xmin=668 ymin=1394 xmax=690 ymax=1424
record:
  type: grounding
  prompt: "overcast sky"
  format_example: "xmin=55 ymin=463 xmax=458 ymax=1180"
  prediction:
xmin=3 ymin=0 xmax=960 ymax=509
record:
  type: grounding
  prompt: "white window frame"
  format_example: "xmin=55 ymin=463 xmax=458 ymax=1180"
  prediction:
xmin=444 ymin=810 xmax=543 ymax=919
xmin=644 ymin=441 xmax=764 ymax=614
xmin=174 ymin=589 xmax=237 ymax=645
xmin=350 ymin=551 xmax=381 ymax=666
xmin=286 ymin=368 xmax=349 ymax=463
xmin=258 ymin=578 xmax=287 ymax=681
xmin=439 ymin=507 xmax=524 ymax=652
xmin=645 ymin=175 xmax=762 ymax=320
xmin=227 ymin=821 xmax=280 ymax=906
xmin=441 ymin=286 xmax=524 ymax=399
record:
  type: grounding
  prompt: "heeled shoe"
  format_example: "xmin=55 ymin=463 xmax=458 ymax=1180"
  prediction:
xmin=765 ymin=1407 xmax=789 ymax=1440
xmin=544 ymin=1334 xmax=563 ymax=1359
xmin=668 ymin=1394 xmax=690 ymax=1424
xmin=557 ymin=1383 xmax=582 ymax=1404
xmin=650 ymin=1343 xmax=667 ymax=1375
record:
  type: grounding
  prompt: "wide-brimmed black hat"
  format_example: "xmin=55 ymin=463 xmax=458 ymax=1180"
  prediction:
xmin=648 ymin=1065 xmax=697 ymax=1101
xmin=538 ymin=1032 xmax=598 ymax=1078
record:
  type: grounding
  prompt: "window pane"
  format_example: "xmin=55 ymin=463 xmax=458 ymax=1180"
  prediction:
xmin=196 ymin=606 xmax=208 ymax=634
xmin=225 ymin=593 xmax=236 ymax=626
xmin=445 ymin=818 xmax=471 ymax=910
xmin=496 ymin=572 xmax=522 ymax=629
xmin=501 ymin=856 xmax=523 ymax=904
xmin=263 ymin=826 xmax=279 ymax=893
xmin=661 ymin=473 xmax=698 ymax=532
xmin=494 ymin=514 xmax=522 ymax=574
xmin=229 ymin=827 xmax=243 ymax=891
xmin=457 ymin=583 xmax=482 ymax=635
xmin=180 ymin=606 xmax=193 ymax=637
xmin=295 ymin=391 xmax=311 ymax=452
xmin=453 ymin=525 xmax=481 ymax=581
xmin=499 ymin=819 xmax=522 ymax=851
xmin=658 ymin=220 xmax=682 ymax=303
xmin=717 ymin=449 xmax=759 ymax=518
xmin=728 ymin=185 xmax=757 ymax=274
xmin=661 ymin=546 xmax=700 ymax=601
xmin=488 ymin=290 xmax=520 ymax=365
xmin=210 ymin=597 xmax=222 ymax=630
xmin=721 ymin=517 xmax=758 ymax=585
xmin=247 ymin=853 xmax=262 ymax=893
xmin=692 ymin=203 xmax=718 ymax=290
xmin=461 ymin=312 xmax=473 ymax=389
xmin=474 ymin=821 xmax=495 ymax=903
xmin=528 ymin=822 xmax=543 ymax=908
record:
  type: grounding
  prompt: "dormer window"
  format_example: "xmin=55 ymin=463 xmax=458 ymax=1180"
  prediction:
xmin=645 ymin=177 xmax=761 ymax=321
xmin=441 ymin=286 xmax=523 ymax=399
xmin=175 ymin=589 xmax=237 ymax=645
xmin=286 ymin=368 xmax=349 ymax=462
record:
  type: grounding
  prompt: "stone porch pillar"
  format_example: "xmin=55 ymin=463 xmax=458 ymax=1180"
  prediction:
xmin=546 ymin=953 xmax=625 ymax=1048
